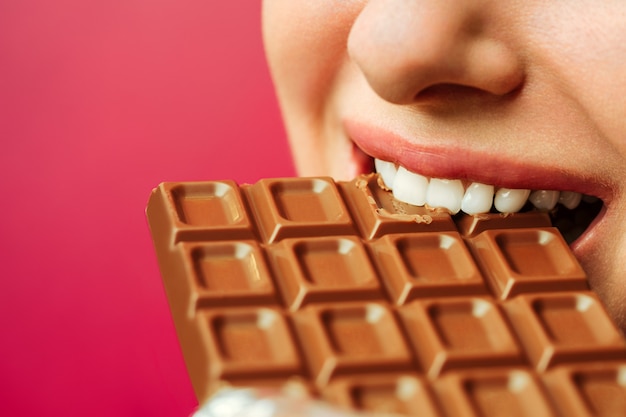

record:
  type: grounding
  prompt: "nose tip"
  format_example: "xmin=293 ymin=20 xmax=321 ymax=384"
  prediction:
xmin=347 ymin=0 xmax=525 ymax=104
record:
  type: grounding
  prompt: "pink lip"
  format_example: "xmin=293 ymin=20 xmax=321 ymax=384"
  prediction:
xmin=345 ymin=119 xmax=611 ymax=201
xmin=344 ymin=119 xmax=612 ymax=262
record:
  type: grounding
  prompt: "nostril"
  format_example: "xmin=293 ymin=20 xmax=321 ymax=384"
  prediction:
xmin=413 ymin=82 xmax=524 ymax=109
xmin=417 ymin=83 xmax=490 ymax=101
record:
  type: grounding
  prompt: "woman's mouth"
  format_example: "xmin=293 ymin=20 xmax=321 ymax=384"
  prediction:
xmin=344 ymin=120 xmax=609 ymax=250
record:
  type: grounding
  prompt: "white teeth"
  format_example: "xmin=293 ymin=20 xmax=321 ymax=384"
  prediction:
xmin=426 ymin=178 xmax=464 ymax=214
xmin=461 ymin=182 xmax=495 ymax=215
xmin=529 ymin=190 xmax=560 ymax=211
xmin=374 ymin=159 xmax=398 ymax=189
xmin=392 ymin=166 xmax=429 ymax=206
xmin=374 ymin=161 xmax=594 ymax=216
xmin=494 ymin=188 xmax=531 ymax=213
xmin=558 ymin=191 xmax=582 ymax=210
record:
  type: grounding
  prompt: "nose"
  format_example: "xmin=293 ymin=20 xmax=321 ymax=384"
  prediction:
xmin=347 ymin=0 xmax=525 ymax=104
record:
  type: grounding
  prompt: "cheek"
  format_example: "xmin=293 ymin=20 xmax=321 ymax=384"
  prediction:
xmin=262 ymin=0 xmax=363 ymax=109
xmin=527 ymin=4 xmax=626 ymax=157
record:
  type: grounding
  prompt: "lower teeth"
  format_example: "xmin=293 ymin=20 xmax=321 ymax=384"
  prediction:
xmin=449 ymin=197 xmax=601 ymax=244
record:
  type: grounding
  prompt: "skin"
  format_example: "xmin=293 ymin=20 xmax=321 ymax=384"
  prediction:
xmin=262 ymin=0 xmax=626 ymax=332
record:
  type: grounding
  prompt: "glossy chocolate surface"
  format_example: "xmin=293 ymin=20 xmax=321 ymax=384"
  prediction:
xmin=147 ymin=174 xmax=626 ymax=416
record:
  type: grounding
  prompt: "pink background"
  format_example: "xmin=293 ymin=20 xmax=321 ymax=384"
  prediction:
xmin=0 ymin=1 xmax=293 ymax=415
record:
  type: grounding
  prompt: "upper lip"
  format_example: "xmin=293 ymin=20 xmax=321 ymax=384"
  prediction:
xmin=344 ymin=119 xmax=613 ymax=204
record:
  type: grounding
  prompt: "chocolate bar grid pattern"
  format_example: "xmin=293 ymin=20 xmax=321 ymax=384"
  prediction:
xmin=146 ymin=175 xmax=626 ymax=417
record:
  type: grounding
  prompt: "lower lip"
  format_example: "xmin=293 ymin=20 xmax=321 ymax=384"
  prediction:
xmin=570 ymin=203 xmax=606 ymax=258
xmin=350 ymin=142 xmax=375 ymax=176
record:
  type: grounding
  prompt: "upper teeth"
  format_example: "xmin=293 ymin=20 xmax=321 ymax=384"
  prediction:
xmin=493 ymin=188 xmax=530 ymax=213
xmin=374 ymin=158 xmax=583 ymax=215
xmin=463 ymin=182 xmax=495 ymax=215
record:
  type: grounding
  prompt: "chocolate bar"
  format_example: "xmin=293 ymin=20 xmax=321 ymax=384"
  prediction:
xmin=146 ymin=174 xmax=626 ymax=416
